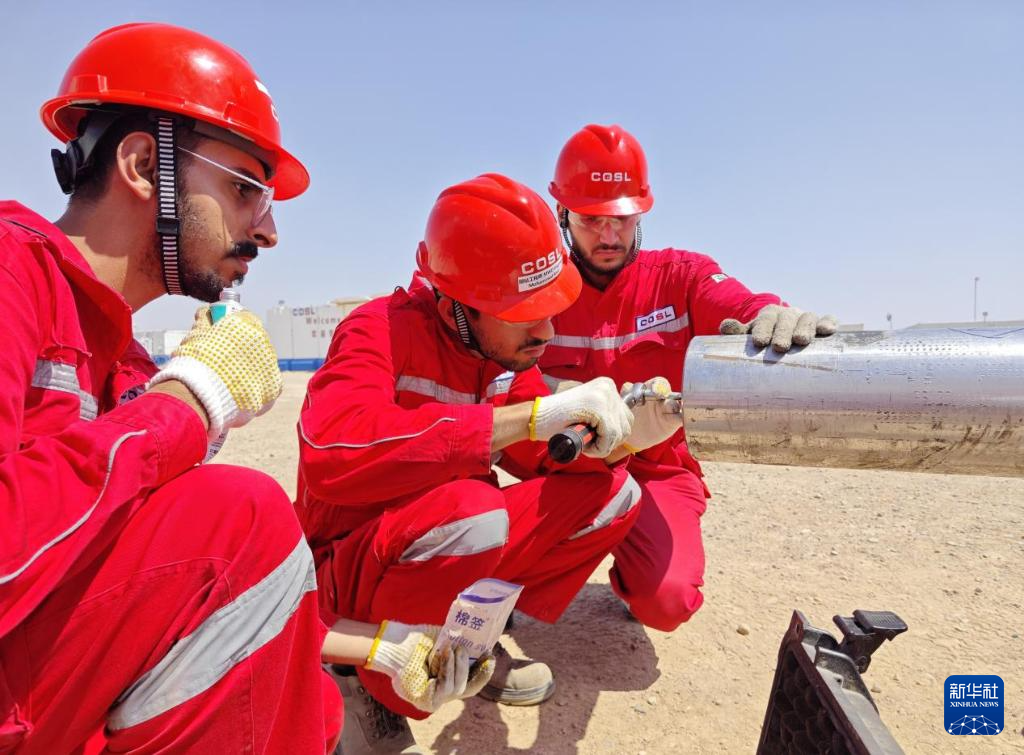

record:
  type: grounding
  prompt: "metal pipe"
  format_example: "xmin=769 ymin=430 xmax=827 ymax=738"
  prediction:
xmin=682 ymin=326 xmax=1024 ymax=477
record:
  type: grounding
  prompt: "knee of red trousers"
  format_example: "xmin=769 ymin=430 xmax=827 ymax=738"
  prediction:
xmin=614 ymin=571 xmax=705 ymax=632
xmin=171 ymin=464 xmax=303 ymax=543
xmin=10 ymin=466 xmax=317 ymax=754
xmin=316 ymin=478 xmax=508 ymax=625
xmin=400 ymin=478 xmax=508 ymax=533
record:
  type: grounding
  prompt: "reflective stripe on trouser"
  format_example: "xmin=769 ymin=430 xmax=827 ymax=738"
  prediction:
xmin=493 ymin=466 xmax=640 ymax=624
xmin=609 ymin=462 xmax=708 ymax=632
xmin=1 ymin=465 xmax=333 ymax=755
xmin=568 ymin=473 xmax=641 ymax=540
xmin=311 ymin=467 xmax=639 ymax=719
xmin=108 ymin=537 xmax=316 ymax=729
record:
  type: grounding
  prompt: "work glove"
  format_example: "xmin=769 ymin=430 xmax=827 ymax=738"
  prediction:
xmin=149 ymin=306 xmax=283 ymax=440
xmin=364 ymin=620 xmax=495 ymax=713
xmin=719 ymin=304 xmax=838 ymax=353
xmin=621 ymin=377 xmax=683 ymax=453
xmin=529 ymin=376 xmax=634 ymax=458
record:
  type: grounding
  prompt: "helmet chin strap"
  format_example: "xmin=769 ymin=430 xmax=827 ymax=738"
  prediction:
xmin=50 ymin=109 xmax=187 ymax=296
xmin=451 ymin=300 xmax=483 ymax=354
xmin=154 ymin=115 xmax=185 ymax=296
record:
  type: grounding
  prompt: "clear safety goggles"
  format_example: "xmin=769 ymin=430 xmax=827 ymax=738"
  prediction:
xmin=178 ymin=146 xmax=274 ymax=226
xmin=566 ymin=210 xmax=641 ymax=232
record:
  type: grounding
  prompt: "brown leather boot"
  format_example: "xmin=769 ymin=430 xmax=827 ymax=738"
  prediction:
xmin=476 ymin=643 xmax=555 ymax=706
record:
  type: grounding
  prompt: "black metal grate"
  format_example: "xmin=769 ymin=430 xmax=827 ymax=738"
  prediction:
xmin=761 ymin=647 xmax=856 ymax=754
xmin=757 ymin=611 xmax=905 ymax=755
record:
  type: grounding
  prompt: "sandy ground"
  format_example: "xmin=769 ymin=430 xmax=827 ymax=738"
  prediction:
xmin=218 ymin=372 xmax=1024 ymax=754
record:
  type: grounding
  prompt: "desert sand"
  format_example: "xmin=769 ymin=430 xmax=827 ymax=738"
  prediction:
xmin=217 ymin=372 xmax=1024 ymax=754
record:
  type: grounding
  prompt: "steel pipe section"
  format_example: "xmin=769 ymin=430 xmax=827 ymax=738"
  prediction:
xmin=682 ymin=326 xmax=1024 ymax=477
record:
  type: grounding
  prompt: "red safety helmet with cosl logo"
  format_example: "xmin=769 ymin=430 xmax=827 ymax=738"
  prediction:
xmin=549 ymin=124 xmax=653 ymax=217
xmin=417 ymin=173 xmax=582 ymax=322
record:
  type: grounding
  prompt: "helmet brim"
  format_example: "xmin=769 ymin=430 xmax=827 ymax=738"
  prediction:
xmin=562 ymin=194 xmax=654 ymax=217
xmin=41 ymin=97 xmax=310 ymax=200
xmin=491 ymin=260 xmax=582 ymax=323
xmin=266 ymin=145 xmax=309 ymax=200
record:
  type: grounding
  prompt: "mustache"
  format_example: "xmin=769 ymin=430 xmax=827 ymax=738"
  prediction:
xmin=522 ymin=338 xmax=548 ymax=349
xmin=228 ymin=242 xmax=259 ymax=260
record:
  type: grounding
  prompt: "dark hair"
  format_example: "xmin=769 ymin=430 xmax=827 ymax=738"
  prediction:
xmin=68 ymin=111 xmax=201 ymax=206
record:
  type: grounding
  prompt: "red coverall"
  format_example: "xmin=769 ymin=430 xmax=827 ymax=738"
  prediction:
xmin=296 ymin=277 xmax=642 ymax=718
xmin=539 ymin=248 xmax=781 ymax=631
xmin=0 ymin=203 xmax=338 ymax=754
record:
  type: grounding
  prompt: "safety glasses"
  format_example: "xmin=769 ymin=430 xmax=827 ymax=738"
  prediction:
xmin=566 ymin=210 xmax=641 ymax=232
xmin=178 ymin=146 xmax=274 ymax=226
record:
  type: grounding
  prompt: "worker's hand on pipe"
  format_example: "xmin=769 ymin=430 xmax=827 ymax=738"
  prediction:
xmin=620 ymin=377 xmax=683 ymax=453
xmin=719 ymin=304 xmax=838 ymax=353
xmin=149 ymin=305 xmax=283 ymax=439
xmin=364 ymin=620 xmax=495 ymax=713
xmin=530 ymin=376 xmax=634 ymax=458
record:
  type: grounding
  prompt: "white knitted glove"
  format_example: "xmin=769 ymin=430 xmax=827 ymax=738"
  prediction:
xmin=365 ymin=620 xmax=495 ymax=713
xmin=530 ymin=376 xmax=634 ymax=458
xmin=720 ymin=304 xmax=838 ymax=353
xmin=621 ymin=377 xmax=683 ymax=453
xmin=149 ymin=306 xmax=282 ymax=439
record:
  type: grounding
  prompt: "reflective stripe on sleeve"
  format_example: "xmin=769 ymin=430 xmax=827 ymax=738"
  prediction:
xmin=31 ymin=359 xmax=99 ymax=421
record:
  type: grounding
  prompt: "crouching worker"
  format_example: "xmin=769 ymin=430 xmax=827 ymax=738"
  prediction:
xmin=0 ymin=23 xmax=339 ymax=754
xmin=542 ymin=124 xmax=839 ymax=631
xmin=297 ymin=174 xmax=644 ymax=753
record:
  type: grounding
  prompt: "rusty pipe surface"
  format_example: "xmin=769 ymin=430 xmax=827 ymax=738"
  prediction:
xmin=682 ymin=326 xmax=1024 ymax=477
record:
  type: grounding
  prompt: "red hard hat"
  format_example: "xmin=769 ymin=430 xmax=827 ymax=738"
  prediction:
xmin=417 ymin=174 xmax=582 ymax=322
xmin=549 ymin=124 xmax=653 ymax=216
xmin=40 ymin=23 xmax=308 ymax=200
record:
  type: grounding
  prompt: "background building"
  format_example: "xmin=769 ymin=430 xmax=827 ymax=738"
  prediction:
xmin=264 ymin=297 xmax=378 ymax=368
xmin=133 ymin=330 xmax=189 ymax=360
xmin=134 ymin=297 xmax=383 ymax=369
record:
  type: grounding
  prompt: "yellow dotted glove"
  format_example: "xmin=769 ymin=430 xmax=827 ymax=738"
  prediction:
xmin=365 ymin=620 xmax=496 ymax=713
xmin=149 ymin=306 xmax=283 ymax=439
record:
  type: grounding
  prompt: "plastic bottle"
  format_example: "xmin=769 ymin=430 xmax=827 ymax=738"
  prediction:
xmin=210 ymin=287 xmax=243 ymax=323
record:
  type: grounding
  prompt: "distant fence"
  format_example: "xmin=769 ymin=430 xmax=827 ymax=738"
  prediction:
xmin=278 ymin=358 xmax=325 ymax=371
xmin=150 ymin=355 xmax=324 ymax=372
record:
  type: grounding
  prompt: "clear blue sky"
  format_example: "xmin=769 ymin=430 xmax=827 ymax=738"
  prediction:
xmin=3 ymin=1 xmax=1021 ymax=331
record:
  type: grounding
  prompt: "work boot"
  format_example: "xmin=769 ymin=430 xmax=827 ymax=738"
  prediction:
xmin=329 ymin=665 xmax=425 ymax=755
xmin=477 ymin=642 xmax=555 ymax=706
